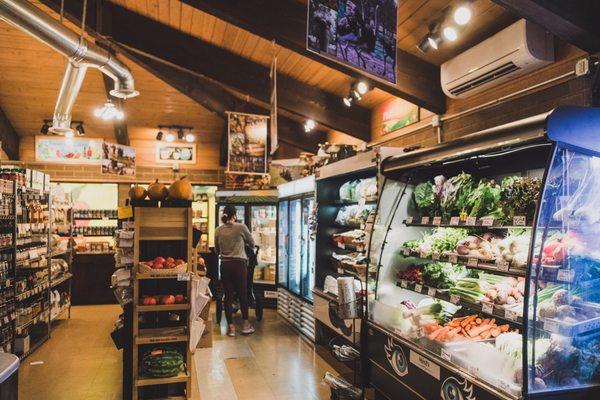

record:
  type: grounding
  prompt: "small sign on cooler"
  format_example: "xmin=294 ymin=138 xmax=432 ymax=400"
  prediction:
xmin=414 ymin=284 xmax=423 ymax=293
xmin=466 ymin=216 xmax=477 ymax=226
xmin=177 ymin=273 xmax=191 ymax=281
xmin=421 ymin=216 xmax=430 ymax=225
xmin=432 ymin=216 xmax=442 ymax=225
xmin=449 ymin=216 xmax=460 ymax=225
xmin=513 ymin=216 xmax=526 ymax=226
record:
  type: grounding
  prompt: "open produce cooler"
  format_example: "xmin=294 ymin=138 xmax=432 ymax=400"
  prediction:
xmin=366 ymin=107 xmax=600 ymax=400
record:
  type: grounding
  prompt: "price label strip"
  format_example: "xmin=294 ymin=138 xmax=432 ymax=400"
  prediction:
xmin=177 ymin=273 xmax=191 ymax=281
xmin=466 ymin=216 xmax=477 ymax=226
xmin=467 ymin=257 xmax=478 ymax=267
xmin=421 ymin=216 xmax=430 ymax=225
xmin=449 ymin=216 xmax=460 ymax=225
xmin=543 ymin=319 xmax=560 ymax=333
xmin=431 ymin=252 xmax=440 ymax=261
xmin=496 ymin=259 xmax=510 ymax=272
xmin=513 ymin=216 xmax=526 ymax=226
xmin=405 ymin=216 xmax=413 ymax=224
xmin=414 ymin=284 xmax=423 ymax=293
xmin=504 ymin=309 xmax=518 ymax=322
xmin=400 ymin=280 xmax=408 ymax=288
xmin=427 ymin=287 xmax=437 ymax=297
xmin=448 ymin=254 xmax=458 ymax=264
xmin=482 ymin=303 xmax=494 ymax=314
xmin=557 ymin=269 xmax=575 ymax=283
xmin=432 ymin=216 xmax=442 ymax=225
xmin=481 ymin=216 xmax=494 ymax=227
xmin=450 ymin=294 xmax=461 ymax=304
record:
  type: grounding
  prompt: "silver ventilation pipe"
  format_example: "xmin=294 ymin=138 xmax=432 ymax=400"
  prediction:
xmin=0 ymin=0 xmax=139 ymax=133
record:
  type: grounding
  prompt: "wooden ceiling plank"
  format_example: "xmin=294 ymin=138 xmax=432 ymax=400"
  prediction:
xmin=180 ymin=0 xmax=446 ymax=113
xmin=492 ymin=0 xmax=600 ymax=53
xmin=0 ymin=105 xmax=20 ymax=160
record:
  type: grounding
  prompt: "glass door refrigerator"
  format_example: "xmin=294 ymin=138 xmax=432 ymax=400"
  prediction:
xmin=276 ymin=176 xmax=316 ymax=341
xmin=215 ymin=190 xmax=278 ymax=311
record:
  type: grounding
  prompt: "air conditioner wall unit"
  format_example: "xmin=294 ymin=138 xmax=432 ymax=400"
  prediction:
xmin=441 ymin=19 xmax=554 ymax=99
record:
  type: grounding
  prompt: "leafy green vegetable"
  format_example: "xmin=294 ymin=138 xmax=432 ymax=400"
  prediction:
xmin=466 ymin=179 xmax=503 ymax=218
xmin=413 ymin=181 xmax=435 ymax=215
xmin=440 ymin=172 xmax=473 ymax=217
xmin=501 ymin=176 xmax=541 ymax=219
xmin=420 ymin=228 xmax=468 ymax=255
xmin=402 ymin=239 xmax=420 ymax=251
xmin=422 ymin=262 xmax=471 ymax=289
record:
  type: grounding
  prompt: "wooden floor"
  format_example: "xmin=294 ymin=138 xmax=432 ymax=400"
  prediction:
xmin=18 ymin=305 xmax=336 ymax=400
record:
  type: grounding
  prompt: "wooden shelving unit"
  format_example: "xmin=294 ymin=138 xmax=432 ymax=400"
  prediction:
xmin=132 ymin=204 xmax=194 ymax=400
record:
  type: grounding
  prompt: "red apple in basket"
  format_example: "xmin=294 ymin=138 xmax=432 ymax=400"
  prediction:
xmin=165 ymin=262 xmax=175 ymax=269
xmin=166 ymin=257 xmax=175 ymax=264
xmin=174 ymin=295 xmax=185 ymax=304
xmin=160 ymin=295 xmax=176 ymax=305
xmin=153 ymin=263 xmax=164 ymax=269
xmin=175 ymin=259 xmax=185 ymax=266
xmin=154 ymin=256 xmax=166 ymax=264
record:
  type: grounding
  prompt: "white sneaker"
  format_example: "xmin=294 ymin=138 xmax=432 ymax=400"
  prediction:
xmin=241 ymin=321 xmax=255 ymax=335
xmin=227 ymin=326 xmax=236 ymax=337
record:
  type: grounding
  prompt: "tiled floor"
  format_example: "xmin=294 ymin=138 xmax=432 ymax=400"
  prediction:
xmin=18 ymin=304 xmax=336 ymax=400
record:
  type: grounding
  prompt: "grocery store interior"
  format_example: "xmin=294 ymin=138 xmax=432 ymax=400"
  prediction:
xmin=0 ymin=0 xmax=599 ymax=399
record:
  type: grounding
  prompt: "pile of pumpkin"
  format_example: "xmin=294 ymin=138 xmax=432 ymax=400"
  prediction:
xmin=129 ymin=176 xmax=193 ymax=201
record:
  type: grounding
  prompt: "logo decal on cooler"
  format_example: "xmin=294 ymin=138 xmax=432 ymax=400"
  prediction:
xmin=440 ymin=376 xmax=476 ymax=400
xmin=384 ymin=337 xmax=408 ymax=377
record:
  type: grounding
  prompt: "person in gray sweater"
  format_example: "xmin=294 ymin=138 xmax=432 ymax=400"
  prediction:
xmin=215 ymin=205 xmax=256 ymax=336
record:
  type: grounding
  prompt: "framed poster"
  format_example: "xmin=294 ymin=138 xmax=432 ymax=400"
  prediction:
xmin=155 ymin=142 xmax=197 ymax=164
xmin=379 ymin=98 xmax=420 ymax=135
xmin=307 ymin=0 xmax=398 ymax=83
xmin=226 ymin=112 xmax=268 ymax=175
xmin=35 ymin=136 xmax=103 ymax=164
xmin=102 ymin=142 xmax=136 ymax=176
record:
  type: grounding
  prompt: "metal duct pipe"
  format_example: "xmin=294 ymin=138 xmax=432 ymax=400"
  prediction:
xmin=0 ymin=0 xmax=138 ymax=133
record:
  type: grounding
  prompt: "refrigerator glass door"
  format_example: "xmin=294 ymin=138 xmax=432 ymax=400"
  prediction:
xmin=250 ymin=205 xmax=277 ymax=284
xmin=301 ymin=197 xmax=316 ymax=300
xmin=288 ymin=199 xmax=302 ymax=295
xmin=277 ymin=201 xmax=289 ymax=287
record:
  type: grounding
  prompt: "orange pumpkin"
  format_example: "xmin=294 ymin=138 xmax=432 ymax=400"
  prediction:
xmin=169 ymin=176 xmax=193 ymax=200
xmin=147 ymin=179 xmax=169 ymax=200
xmin=129 ymin=184 xmax=147 ymax=200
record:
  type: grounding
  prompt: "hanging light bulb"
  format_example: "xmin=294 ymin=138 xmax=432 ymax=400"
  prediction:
xmin=94 ymin=99 xmax=124 ymax=121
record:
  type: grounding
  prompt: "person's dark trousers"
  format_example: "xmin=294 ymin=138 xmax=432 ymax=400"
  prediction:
xmin=220 ymin=258 xmax=249 ymax=324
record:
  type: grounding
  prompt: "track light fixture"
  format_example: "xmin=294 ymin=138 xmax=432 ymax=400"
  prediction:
xmin=40 ymin=121 xmax=50 ymax=135
xmin=304 ymin=119 xmax=316 ymax=132
xmin=343 ymin=96 xmax=353 ymax=107
xmin=155 ymin=125 xmax=195 ymax=142
xmin=417 ymin=2 xmax=472 ymax=53
xmin=75 ymin=123 xmax=85 ymax=136
xmin=40 ymin=119 xmax=85 ymax=136
xmin=343 ymin=80 xmax=371 ymax=106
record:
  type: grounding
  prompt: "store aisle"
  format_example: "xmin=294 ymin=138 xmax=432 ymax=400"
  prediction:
xmin=19 ymin=305 xmax=122 ymax=400
xmin=195 ymin=309 xmax=334 ymax=400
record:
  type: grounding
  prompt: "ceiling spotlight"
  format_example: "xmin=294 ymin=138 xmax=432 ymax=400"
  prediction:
xmin=185 ymin=133 xmax=195 ymax=143
xmin=356 ymin=81 xmax=369 ymax=95
xmin=40 ymin=122 xmax=50 ymax=135
xmin=428 ymin=35 xmax=441 ymax=50
xmin=94 ymin=99 xmax=124 ymax=121
xmin=454 ymin=6 xmax=472 ymax=25
xmin=304 ymin=119 xmax=316 ymax=133
xmin=352 ymin=90 xmax=363 ymax=101
xmin=64 ymin=130 xmax=74 ymax=139
xmin=443 ymin=26 xmax=458 ymax=41
xmin=177 ymin=128 xmax=184 ymax=140
xmin=343 ymin=96 xmax=353 ymax=107
xmin=156 ymin=130 xmax=164 ymax=141
xmin=165 ymin=132 xmax=175 ymax=143
xmin=75 ymin=123 xmax=85 ymax=136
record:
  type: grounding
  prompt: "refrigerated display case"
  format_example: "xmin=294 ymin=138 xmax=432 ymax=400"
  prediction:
xmin=216 ymin=190 xmax=278 ymax=308
xmin=366 ymin=107 xmax=600 ymax=400
xmin=277 ymin=176 xmax=316 ymax=341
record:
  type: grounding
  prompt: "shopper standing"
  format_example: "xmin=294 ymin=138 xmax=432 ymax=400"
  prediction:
xmin=215 ymin=205 xmax=256 ymax=336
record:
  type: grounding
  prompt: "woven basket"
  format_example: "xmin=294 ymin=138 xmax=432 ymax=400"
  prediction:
xmin=138 ymin=262 xmax=188 ymax=275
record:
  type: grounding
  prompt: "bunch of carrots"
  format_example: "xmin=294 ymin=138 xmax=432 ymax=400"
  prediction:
xmin=423 ymin=315 xmax=513 ymax=342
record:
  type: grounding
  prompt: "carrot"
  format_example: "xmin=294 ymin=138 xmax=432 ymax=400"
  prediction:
xmin=491 ymin=328 xmax=501 ymax=337
xmin=489 ymin=318 xmax=496 ymax=326
xmin=499 ymin=324 xmax=509 ymax=332
xmin=467 ymin=324 xmax=492 ymax=338
xmin=482 ymin=318 xmax=491 ymax=326
xmin=475 ymin=318 xmax=482 ymax=325
xmin=460 ymin=327 xmax=468 ymax=336
xmin=479 ymin=330 xmax=492 ymax=340
xmin=429 ymin=326 xmax=447 ymax=340
xmin=448 ymin=320 xmax=460 ymax=328
xmin=448 ymin=327 xmax=461 ymax=336
xmin=460 ymin=316 xmax=476 ymax=327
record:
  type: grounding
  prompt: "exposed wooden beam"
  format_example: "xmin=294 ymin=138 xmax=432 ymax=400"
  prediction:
xmin=492 ymin=0 xmax=600 ymax=53
xmin=111 ymin=45 xmax=326 ymax=153
xmin=181 ymin=0 xmax=446 ymax=114
xmin=0 ymin=106 xmax=19 ymax=160
xmin=41 ymin=0 xmax=370 ymax=141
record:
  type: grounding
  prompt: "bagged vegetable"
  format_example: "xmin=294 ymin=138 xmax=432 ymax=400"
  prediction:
xmin=440 ymin=172 xmax=473 ymax=217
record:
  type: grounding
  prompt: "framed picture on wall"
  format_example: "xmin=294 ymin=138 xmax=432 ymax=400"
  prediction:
xmin=155 ymin=142 xmax=196 ymax=164
xmin=35 ymin=136 xmax=104 ymax=164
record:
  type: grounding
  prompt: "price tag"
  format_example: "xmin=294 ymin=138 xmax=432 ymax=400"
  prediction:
xmin=449 ymin=216 xmax=460 ymax=225
xmin=467 ymin=257 xmax=478 ymax=267
xmin=405 ymin=216 xmax=414 ymax=224
xmin=466 ymin=216 xmax=477 ymax=226
xmin=481 ymin=216 xmax=494 ymax=227
xmin=414 ymin=284 xmax=423 ymax=293
xmin=513 ymin=216 xmax=526 ymax=226
xmin=496 ymin=259 xmax=510 ymax=272
xmin=337 ymin=268 xmax=345 ymax=274
xmin=557 ymin=269 xmax=575 ymax=283
xmin=482 ymin=303 xmax=494 ymax=314
xmin=264 ymin=290 xmax=278 ymax=299
xmin=421 ymin=216 xmax=430 ymax=225
xmin=403 ymin=248 xmax=411 ymax=256
xmin=28 ymin=249 xmax=38 ymax=260
xmin=431 ymin=252 xmax=440 ymax=261
xmin=432 ymin=216 xmax=442 ymax=225
xmin=427 ymin=287 xmax=437 ymax=297
xmin=448 ymin=254 xmax=458 ymax=264
xmin=450 ymin=294 xmax=461 ymax=304
xmin=440 ymin=348 xmax=451 ymax=361
xmin=177 ymin=273 xmax=191 ymax=281
xmin=543 ymin=319 xmax=560 ymax=333
xmin=400 ymin=280 xmax=408 ymax=288
xmin=504 ymin=309 xmax=518 ymax=322
xmin=118 ymin=205 xmax=133 ymax=219
xmin=419 ymin=250 xmax=427 ymax=259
